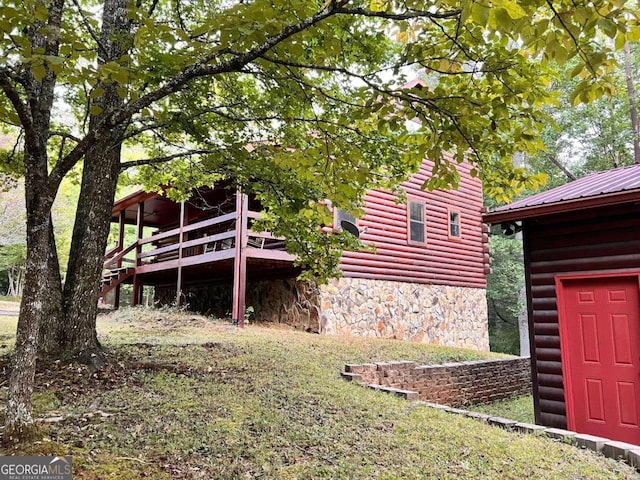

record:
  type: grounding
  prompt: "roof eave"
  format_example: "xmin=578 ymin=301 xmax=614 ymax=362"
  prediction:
xmin=483 ymin=189 xmax=640 ymax=224
xmin=111 ymin=190 xmax=160 ymax=217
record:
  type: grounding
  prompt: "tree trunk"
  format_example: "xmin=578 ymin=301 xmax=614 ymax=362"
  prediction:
xmin=517 ymin=285 xmax=530 ymax=357
xmin=61 ymin=144 xmax=122 ymax=366
xmin=55 ymin=0 xmax=132 ymax=366
xmin=624 ymin=42 xmax=640 ymax=165
xmin=4 ymin=220 xmax=51 ymax=441
xmin=37 ymin=221 xmax=65 ymax=356
xmin=5 ymin=149 xmax=57 ymax=441
xmin=5 ymin=0 xmax=66 ymax=439
xmin=6 ymin=266 xmax=19 ymax=297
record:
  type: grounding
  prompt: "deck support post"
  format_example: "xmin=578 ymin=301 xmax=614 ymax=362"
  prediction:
xmin=232 ymin=191 xmax=248 ymax=326
xmin=114 ymin=210 xmax=126 ymax=309
xmin=132 ymin=201 xmax=144 ymax=306
xmin=176 ymin=201 xmax=186 ymax=306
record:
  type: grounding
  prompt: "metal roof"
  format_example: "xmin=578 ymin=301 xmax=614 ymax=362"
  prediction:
xmin=484 ymin=163 xmax=640 ymax=223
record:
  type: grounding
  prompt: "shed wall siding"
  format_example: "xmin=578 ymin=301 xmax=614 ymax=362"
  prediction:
xmin=525 ymin=204 xmax=640 ymax=429
xmin=341 ymin=160 xmax=488 ymax=288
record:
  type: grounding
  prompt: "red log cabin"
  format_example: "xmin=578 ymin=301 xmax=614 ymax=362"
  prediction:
xmin=103 ymin=157 xmax=490 ymax=350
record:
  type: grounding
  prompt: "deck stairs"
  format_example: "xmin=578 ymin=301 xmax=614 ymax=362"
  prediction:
xmin=100 ymin=267 xmax=134 ymax=296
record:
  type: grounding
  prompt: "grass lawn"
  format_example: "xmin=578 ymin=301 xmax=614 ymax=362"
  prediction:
xmin=469 ymin=395 xmax=535 ymax=425
xmin=0 ymin=306 xmax=638 ymax=479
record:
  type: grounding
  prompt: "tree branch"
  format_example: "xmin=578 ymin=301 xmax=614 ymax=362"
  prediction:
xmin=71 ymin=0 xmax=109 ymax=60
xmin=114 ymin=1 xmax=344 ymax=124
xmin=49 ymin=131 xmax=82 ymax=143
xmin=334 ymin=6 xmax=461 ymax=21
xmin=546 ymin=154 xmax=577 ymax=181
xmin=119 ymin=149 xmax=215 ymax=170
xmin=53 ymin=1 xmax=346 ymax=184
xmin=0 ymin=71 xmax=34 ymax=143
xmin=544 ymin=0 xmax=595 ymax=75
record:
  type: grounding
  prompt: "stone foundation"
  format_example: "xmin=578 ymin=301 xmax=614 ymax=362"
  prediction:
xmin=319 ymin=278 xmax=489 ymax=350
xmin=157 ymin=276 xmax=489 ymax=351
xmin=156 ymin=279 xmax=321 ymax=331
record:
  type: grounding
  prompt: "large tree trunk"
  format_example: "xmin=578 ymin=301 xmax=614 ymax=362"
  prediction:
xmin=5 ymin=156 xmax=57 ymax=441
xmin=5 ymin=0 xmax=66 ymax=439
xmin=37 ymin=221 xmax=65 ymax=356
xmin=54 ymin=0 xmax=132 ymax=366
xmin=5 ymin=217 xmax=50 ymax=440
xmin=60 ymin=144 xmax=122 ymax=365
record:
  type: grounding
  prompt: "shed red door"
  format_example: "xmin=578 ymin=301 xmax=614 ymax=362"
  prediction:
xmin=558 ymin=275 xmax=640 ymax=444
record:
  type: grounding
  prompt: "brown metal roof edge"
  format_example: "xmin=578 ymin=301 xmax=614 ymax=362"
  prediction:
xmin=483 ymin=189 xmax=640 ymax=224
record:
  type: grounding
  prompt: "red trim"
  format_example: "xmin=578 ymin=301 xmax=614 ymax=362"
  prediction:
xmin=555 ymin=271 xmax=640 ymax=432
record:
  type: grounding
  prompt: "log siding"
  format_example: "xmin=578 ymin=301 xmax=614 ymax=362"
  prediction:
xmin=341 ymin=159 xmax=487 ymax=289
xmin=524 ymin=203 xmax=640 ymax=428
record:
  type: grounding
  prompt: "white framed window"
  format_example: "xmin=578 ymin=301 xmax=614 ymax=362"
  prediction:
xmin=449 ymin=210 xmax=461 ymax=239
xmin=407 ymin=199 xmax=426 ymax=244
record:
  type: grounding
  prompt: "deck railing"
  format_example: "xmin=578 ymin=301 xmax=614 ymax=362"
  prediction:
xmin=104 ymin=209 xmax=289 ymax=275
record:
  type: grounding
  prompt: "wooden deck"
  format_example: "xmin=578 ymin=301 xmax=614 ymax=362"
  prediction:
xmin=102 ymin=190 xmax=296 ymax=324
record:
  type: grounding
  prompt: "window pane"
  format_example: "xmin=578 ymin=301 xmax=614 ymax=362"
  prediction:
xmin=410 ymin=220 xmax=425 ymax=242
xmin=409 ymin=202 xmax=424 ymax=222
xmin=449 ymin=211 xmax=460 ymax=237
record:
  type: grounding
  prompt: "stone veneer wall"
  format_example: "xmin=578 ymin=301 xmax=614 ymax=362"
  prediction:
xmin=344 ymin=357 xmax=531 ymax=407
xmin=245 ymin=279 xmax=321 ymax=331
xmin=156 ymin=277 xmax=489 ymax=351
xmin=319 ymin=278 xmax=489 ymax=351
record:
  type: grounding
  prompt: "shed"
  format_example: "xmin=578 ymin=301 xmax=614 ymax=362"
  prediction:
xmin=484 ymin=164 xmax=640 ymax=444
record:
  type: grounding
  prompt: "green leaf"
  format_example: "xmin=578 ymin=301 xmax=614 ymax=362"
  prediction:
xmin=34 ymin=4 xmax=48 ymax=22
xmin=89 ymin=88 xmax=106 ymax=99
xmin=628 ymin=26 xmax=640 ymax=42
xmin=32 ymin=63 xmax=46 ymax=82
xmin=492 ymin=0 xmax=526 ymax=20
xmin=369 ymin=0 xmax=387 ymax=12
xmin=470 ymin=3 xmax=489 ymax=26
xmin=569 ymin=63 xmax=584 ymax=78
xmin=111 ymin=68 xmax=129 ymax=84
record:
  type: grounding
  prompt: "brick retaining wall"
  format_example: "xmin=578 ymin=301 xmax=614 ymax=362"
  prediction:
xmin=342 ymin=357 xmax=531 ymax=407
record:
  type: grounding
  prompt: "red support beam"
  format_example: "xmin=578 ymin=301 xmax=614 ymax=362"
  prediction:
xmin=176 ymin=200 xmax=185 ymax=306
xmin=114 ymin=210 xmax=126 ymax=309
xmin=117 ymin=210 xmax=126 ymax=261
xmin=132 ymin=201 xmax=144 ymax=306
xmin=232 ymin=191 xmax=248 ymax=326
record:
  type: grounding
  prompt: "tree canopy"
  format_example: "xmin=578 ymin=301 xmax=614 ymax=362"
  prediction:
xmin=3 ymin=0 xmax=637 ymax=206
xmin=5 ymin=0 xmax=637 ymax=276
